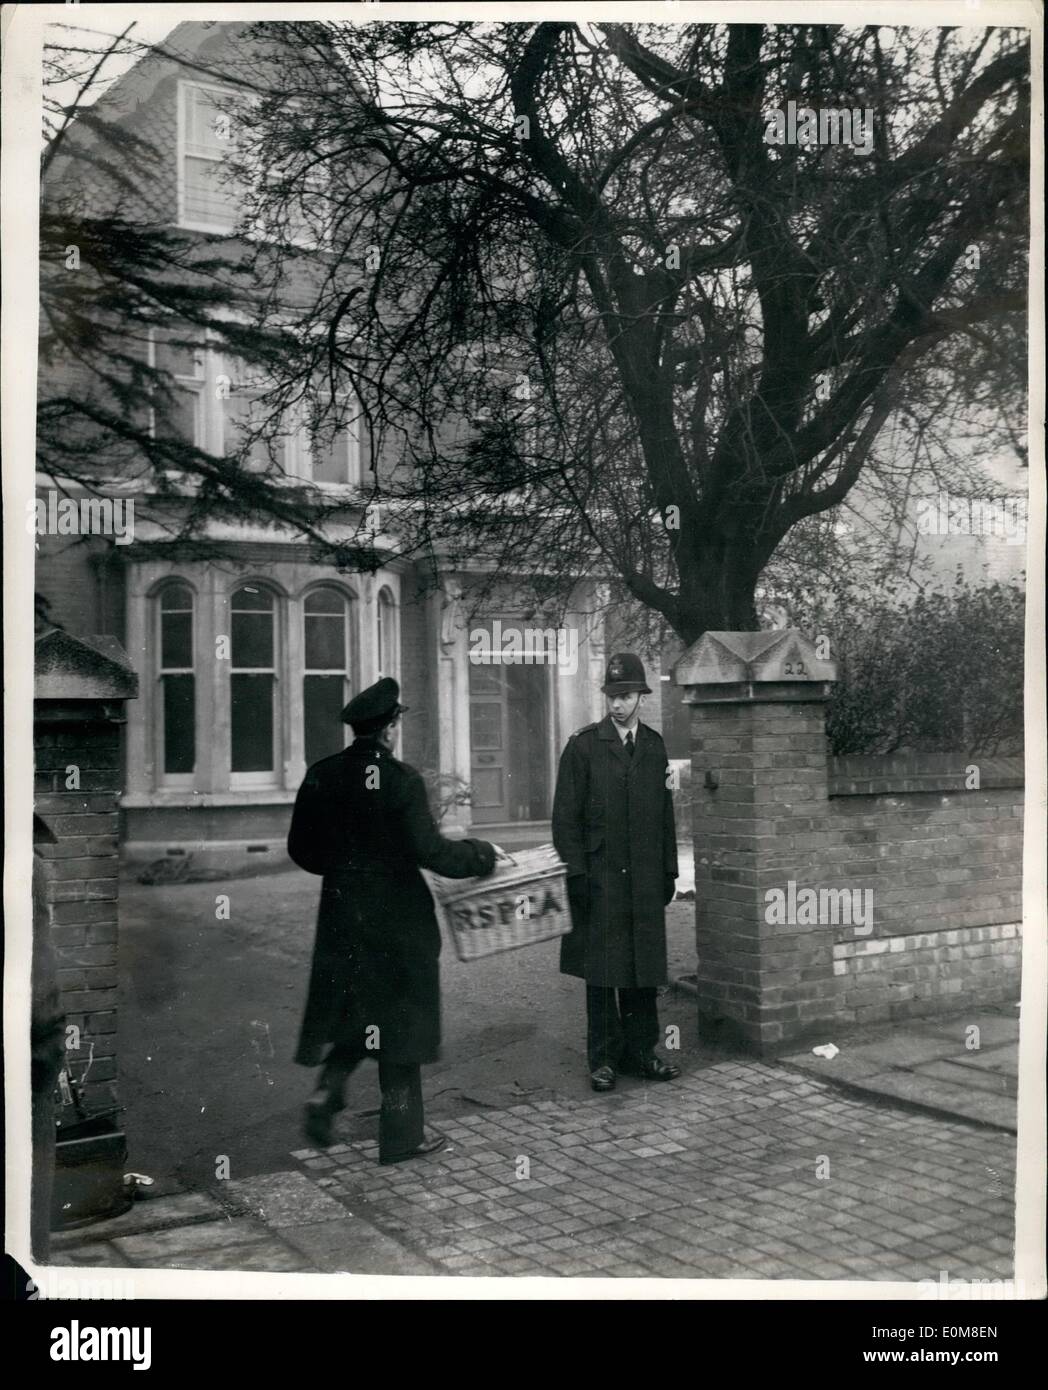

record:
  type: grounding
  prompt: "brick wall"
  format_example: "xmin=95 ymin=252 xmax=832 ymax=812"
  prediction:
xmin=829 ymin=752 xmax=1024 ymax=796
xmin=36 ymin=537 xmax=127 ymax=641
xmin=34 ymin=716 xmax=123 ymax=1112
xmin=824 ymin=754 xmax=1023 ymax=1025
xmin=685 ymin=675 xmax=1024 ymax=1049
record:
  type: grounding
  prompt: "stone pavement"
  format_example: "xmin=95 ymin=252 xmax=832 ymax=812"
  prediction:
xmin=51 ymin=1059 xmax=1015 ymax=1281
xmin=780 ymin=1006 xmax=1019 ymax=1131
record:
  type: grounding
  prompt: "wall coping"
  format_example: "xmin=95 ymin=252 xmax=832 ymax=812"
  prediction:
xmin=828 ymin=752 xmax=1024 ymax=795
xmin=121 ymin=791 xmax=297 ymax=809
xmin=35 ymin=629 xmax=139 ymax=701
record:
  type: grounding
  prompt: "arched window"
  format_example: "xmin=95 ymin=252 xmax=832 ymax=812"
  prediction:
xmin=303 ymin=587 xmax=351 ymax=765
xmin=158 ymin=583 xmax=195 ymax=779
xmin=230 ymin=585 xmax=277 ymax=778
xmin=376 ymin=586 xmax=397 ymax=678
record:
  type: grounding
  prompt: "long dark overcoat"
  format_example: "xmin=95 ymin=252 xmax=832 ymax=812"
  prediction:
xmin=551 ymin=716 xmax=677 ymax=988
xmin=288 ymin=736 xmax=495 ymax=1067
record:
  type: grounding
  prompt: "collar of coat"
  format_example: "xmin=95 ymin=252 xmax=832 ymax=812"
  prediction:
xmin=597 ymin=714 xmax=651 ymax=749
xmin=349 ymin=735 xmax=389 ymax=756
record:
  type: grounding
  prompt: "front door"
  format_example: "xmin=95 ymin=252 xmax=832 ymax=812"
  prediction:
xmin=468 ymin=624 xmax=550 ymax=824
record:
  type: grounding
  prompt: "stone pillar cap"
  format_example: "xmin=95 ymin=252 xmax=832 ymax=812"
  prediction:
xmin=673 ymin=628 xmax=836 ymax=697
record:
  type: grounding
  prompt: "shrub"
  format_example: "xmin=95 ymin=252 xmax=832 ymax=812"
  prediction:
xmin=821 ymin=578 xmax=1024 ymax=756
xmin=421 ymin=769 xmax=473 ymax=824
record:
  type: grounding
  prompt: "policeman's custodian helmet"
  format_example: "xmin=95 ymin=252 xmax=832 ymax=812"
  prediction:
xmin=341 ymin=677 xmax=410 ymax=734
xmin=601 ymin=652 xmax=651 ymax=695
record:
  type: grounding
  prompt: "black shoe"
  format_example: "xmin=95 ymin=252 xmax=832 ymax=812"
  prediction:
xmin=379 ymin=1128 xmax=448 ymax=1166
xmin=590 ymin=1065 xmax=616 ymax=1092
xmin=303 ymin=1089 xmax=345 ymax=1148
xmin=620 ymin=1054 xmax=681 ymax=1082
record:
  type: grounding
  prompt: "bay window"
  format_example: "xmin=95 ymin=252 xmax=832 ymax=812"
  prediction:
xmin=141 ymin=575 xmax=396 ymax=796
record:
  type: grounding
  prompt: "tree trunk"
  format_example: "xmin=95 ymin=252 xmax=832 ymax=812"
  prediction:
xmin=676 ymin=541 xmax=761 ymax=645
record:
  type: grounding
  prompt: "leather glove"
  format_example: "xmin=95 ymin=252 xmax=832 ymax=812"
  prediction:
xmin=474 ymin=841 xmax=500 ymax=877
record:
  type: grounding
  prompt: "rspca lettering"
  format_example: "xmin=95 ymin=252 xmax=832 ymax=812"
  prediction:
xmin=50 ymin=1320 xmax=151 ymax=1371
xmin=449 ymin=886 xmax=564 ymax=933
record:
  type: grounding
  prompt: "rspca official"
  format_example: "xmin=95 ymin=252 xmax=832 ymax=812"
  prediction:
xmin=288 ymin=678 xmax=497 ymax=1163
xmin=552 ymin=653 xmax=681 ymax=1092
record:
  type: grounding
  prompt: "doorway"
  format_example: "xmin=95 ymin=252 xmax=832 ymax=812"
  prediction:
xmin=468 ymin=625 xmax=551 ymax=824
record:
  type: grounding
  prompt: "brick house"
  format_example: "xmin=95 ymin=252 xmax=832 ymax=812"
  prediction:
xmin=35 ymin=20 xmax=637 ymax=871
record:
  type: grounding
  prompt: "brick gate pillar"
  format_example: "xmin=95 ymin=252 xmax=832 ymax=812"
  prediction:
xmin=34 ymin=631 xmax=138 ymax=1113
xmin=673 ymin=630 xmax=838 ymax=1054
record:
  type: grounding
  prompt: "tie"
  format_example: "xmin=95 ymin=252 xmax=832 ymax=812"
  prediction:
xmin=625 ymin=731 xmax=635 ymax=757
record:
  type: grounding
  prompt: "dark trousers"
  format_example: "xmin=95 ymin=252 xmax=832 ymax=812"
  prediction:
xmin=320 ymin=1045 xmax=424 ymax=1162
xmin=586 ymin=986 xmax=659 ymax=1071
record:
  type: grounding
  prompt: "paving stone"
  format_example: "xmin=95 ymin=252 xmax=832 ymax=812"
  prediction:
xmin=112 ymin=1216 xmax=271 ymax=1263
xmin=174 ymin=1240 xmax=308 ymax=1273
xmin=281 ymin=1218 xmax=441 ymax=1275
xmin=49 ymin=1190 xmax=224 ymax=1247
xmin=223 ymin=1171 xmax=350 ymax=1227
xmin=95 ymin=1054 xmax=1018 ymax=1280
xmin=116 ymin=1223 xmax=309 ymax=1272
xmin=50 ymin=1241 xmax=133 ymax=1267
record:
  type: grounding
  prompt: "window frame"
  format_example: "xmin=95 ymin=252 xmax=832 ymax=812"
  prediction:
xmin=177 ymin=80 xmax=247 ymax=235
xmin=301 ymin=388 xmax=365 ymax=489
xmin=302 ymin=585 xmax=355 ymax=765
xmin=228 ymin=582 xmax=282 ymax=789
xmin=150 ymin=324 xmax=230 ymax=466
xmin=220 ymin=355 xmax=283 ymax=474
xmin=155 ymin=581 xmax=197 ymax=790
xmin=376 ymin=584 xmax=399 ymax=681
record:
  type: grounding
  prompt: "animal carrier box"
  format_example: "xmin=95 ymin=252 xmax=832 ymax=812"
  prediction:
xmin=424 ymin=844 xmax=571 ymax=962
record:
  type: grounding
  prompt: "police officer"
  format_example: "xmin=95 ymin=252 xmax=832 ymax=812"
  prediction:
xmin=288 ymin=677 xmax=497 ymax=1163
xmin=552 ymin=653 xmax=681 ymax=1092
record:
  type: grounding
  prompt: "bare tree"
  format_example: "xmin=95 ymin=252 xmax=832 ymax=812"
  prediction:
xmin=227 ymin=19 xmax=1029 ymax=641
